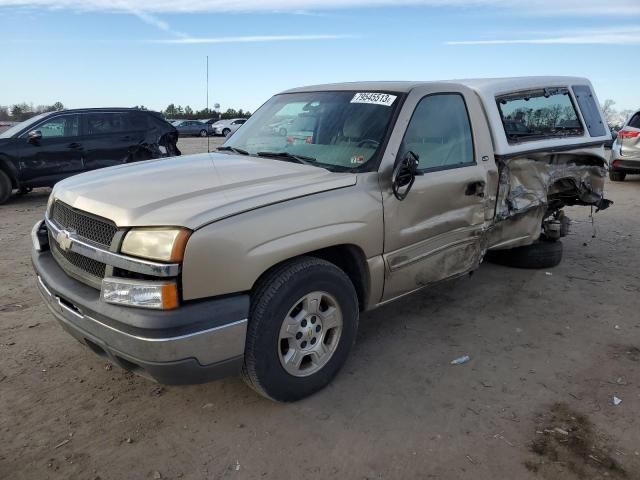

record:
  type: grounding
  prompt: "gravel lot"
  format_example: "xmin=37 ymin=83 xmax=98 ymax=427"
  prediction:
xmin=1 ymin=141 xmax=639 ymax=479
xmin=178 ymin=136 xmax=226 ymax=155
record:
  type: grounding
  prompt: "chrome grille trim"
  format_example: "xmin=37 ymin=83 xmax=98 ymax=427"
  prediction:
xmin=46 ymin=215 xmax=180 ymax=278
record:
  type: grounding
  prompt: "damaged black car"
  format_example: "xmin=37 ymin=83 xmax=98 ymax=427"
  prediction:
xmin=0 ymin=108 xmax=180 ymax=204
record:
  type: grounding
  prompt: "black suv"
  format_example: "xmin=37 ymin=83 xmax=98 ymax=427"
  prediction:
xmin=0 ymin=108 xmax=180 ymax=204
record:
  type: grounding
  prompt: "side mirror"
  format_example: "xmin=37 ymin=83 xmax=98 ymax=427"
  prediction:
xmin=27 ymin=130 xmax=42 ymax=143
xmin=392 ymin=151 xmax=422 ymax=201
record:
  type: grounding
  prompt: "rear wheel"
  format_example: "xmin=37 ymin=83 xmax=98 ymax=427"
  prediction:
xmin=0 ymin=170 xmax=12 ymax=205
xmin=486 ymin=240 xmax=563 ymax=269
xmin=242 ymin=257 xmax=359 ymax=402
xmin=609 ymin=171 xmax=626 ymax=182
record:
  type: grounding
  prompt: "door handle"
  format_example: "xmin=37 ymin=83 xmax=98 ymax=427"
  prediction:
xmin=68 ymin=142 xmax=82 ymax=149
xmin=465 ymin=181 xmax=486 ymax=197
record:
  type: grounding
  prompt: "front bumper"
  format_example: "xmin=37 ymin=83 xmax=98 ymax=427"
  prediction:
xmin=32 ymin=248 xmax=249 ymax=384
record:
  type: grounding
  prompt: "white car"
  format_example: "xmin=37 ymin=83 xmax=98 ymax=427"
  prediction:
xmin=212 ymin=118 xmax=248 ymax=137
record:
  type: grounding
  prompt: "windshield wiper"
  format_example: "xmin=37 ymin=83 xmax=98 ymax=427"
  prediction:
xmin=217 ymin=146 xmax=250 ymax=155
xmin=256 ymin=151 xmax=318 ymax=165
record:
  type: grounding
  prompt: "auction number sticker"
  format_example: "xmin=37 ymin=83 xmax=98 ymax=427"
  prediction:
xmin=350 ymin=92 xmax=397 ymax=107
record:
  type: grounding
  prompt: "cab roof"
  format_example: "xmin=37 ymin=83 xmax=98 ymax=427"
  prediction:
xmin=282 ymin=76 xmax=610 ymax=157
xmin=282 ymin=76 xmax=592 ymax=96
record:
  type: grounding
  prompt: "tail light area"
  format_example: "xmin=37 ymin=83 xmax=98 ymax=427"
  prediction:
xmin=618 ymin=129 xmax=640 ymax=139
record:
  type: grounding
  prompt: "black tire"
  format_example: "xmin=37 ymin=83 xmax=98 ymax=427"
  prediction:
xmin=609 ymin=171 xmax=626 ymax=182
xmin=279 ymin=127 xmax=287 ymax=136
xmin=0 ymin=170 xmax=12 ymax=205
xmin=486 ymin=240 xmax=563 ymax=269
xmin=242 ymin=257 xmax=359 ymax=402
xmin=222 ymin=128 xmax=231 ymax=137
xmin=199 ymin=129 xmax=208 ymax=137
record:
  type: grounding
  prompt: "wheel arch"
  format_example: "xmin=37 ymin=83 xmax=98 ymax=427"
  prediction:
xmin=251 ymin=244 xmax=370 ymax=312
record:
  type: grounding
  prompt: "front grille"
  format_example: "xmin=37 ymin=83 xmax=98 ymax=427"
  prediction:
xmin=51 ymin=201 xmax=117 ymax=248
xmin=51 ymin=240 xmax=106 ymax=279
xmin=50 ymin=238 xmax=106 ymax=289
xmin=49 ymin=201 xmax=117 ymax=289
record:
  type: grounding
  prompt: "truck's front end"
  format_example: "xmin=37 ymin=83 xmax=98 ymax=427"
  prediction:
xmin=31 ymin=195 xmax=249 ymax=383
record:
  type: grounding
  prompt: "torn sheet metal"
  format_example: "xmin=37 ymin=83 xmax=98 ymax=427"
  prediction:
xmin=489 ymin=151 xmax=611 ymax=249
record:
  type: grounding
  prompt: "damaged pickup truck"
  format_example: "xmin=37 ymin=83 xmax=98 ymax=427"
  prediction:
xmin=0 ymin=108 xmax=180 ymax=204
xmin=32 ymin=77 xmax=611 ymax=401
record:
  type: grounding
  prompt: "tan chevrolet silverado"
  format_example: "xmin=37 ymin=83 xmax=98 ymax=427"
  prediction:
xmin=32 ymin=77 xmax=611 ymax=401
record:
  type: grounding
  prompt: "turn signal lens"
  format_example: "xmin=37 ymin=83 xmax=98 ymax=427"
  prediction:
xmin=101 ymin=278 xmax=179 ymax=310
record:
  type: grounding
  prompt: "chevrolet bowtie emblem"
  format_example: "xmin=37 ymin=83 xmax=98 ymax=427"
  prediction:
xmin=56 ymin=229 xmax=74 ymax=252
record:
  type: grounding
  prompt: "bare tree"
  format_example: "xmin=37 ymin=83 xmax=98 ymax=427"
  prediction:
xmin=601 ymin=99 xmax=617 ymax=125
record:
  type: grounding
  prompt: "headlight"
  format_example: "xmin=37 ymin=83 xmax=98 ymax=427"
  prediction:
xmin=101 ymin=277 xmax=179 ymax=310
xmin=121 ymin=228 xmax=191 ymax=262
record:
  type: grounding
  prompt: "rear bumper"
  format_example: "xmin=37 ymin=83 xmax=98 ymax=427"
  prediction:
xmin=610 ymin=152 xmax=640 ymax=174
xmin=611 ymin=163 xmax=640 ymax=174
xmin=33 ymin=249 xmax=249 ymax=384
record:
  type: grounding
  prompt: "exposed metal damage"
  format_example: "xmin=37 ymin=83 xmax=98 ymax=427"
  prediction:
xmin=489 ymin=148 xmax=612 ymax=249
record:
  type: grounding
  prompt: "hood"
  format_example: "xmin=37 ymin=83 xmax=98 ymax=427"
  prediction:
xmin=52 ymin=153 xmax=356 ymax=230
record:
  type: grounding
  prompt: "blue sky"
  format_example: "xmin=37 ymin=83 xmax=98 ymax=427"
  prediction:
xmin=1 ymin=1 xmax=639 ymax=113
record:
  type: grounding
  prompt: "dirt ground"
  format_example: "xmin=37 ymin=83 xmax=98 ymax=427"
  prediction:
xmin=1 ymin=140 xmax=639 ymax=479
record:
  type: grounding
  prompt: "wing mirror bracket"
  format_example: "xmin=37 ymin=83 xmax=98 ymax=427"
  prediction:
xmin=392 ymin=151 xmax=422 ymax=201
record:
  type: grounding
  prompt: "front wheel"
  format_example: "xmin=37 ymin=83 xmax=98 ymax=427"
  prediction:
xmin=199 ymin=129 xmax=208 ymax=137
xmin=223 ymin=128 xmax=231 ymax=137
xmin=242 ymin=257 xmax=359 ymax=402
xmin=0 ymin=170 xmax=12 ymax=204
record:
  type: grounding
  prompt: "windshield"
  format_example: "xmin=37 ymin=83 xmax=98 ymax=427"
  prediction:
xmin=0 ymin=112 xmax=49 ymax=138
xmin=223 ymin=91 xmax=401 ymax=172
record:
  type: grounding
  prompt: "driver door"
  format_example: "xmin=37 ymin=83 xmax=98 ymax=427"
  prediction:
xmin=19 ymin=113 xmax=84 ymax=185
xmin=381 ymin=87 xmax=494 ymax=301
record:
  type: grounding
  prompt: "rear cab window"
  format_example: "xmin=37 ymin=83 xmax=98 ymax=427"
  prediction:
xmin=497 ymin=88 xmax=584 ymax=144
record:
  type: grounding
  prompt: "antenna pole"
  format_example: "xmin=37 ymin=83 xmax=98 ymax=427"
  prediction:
xmin=206 ymin=55 xmax=210 ymax=153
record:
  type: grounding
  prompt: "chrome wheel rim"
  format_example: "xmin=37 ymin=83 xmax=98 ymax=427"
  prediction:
xmin=278 ymin=291 xmax=343 ymax=377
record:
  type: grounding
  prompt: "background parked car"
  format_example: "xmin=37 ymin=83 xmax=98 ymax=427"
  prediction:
xmin=0 ymin=108 xmax=180 ymax=204
xmin=0 ymin=121 xmax=18 ymax=134
xmin=268 ymin=118 xmax=294 ymax=136
xmin=609 ymin=110 xmax=640 ymax=181
xmin=212 ymin=118 xmax=247 ymax=137
xmin=173 ymin=120 xmax=212 ymax=137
